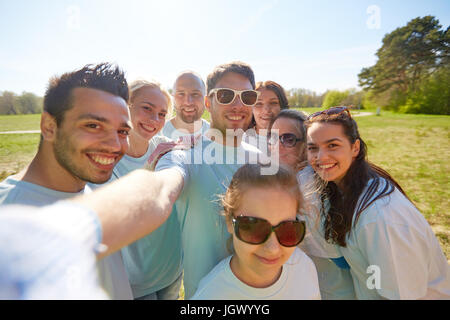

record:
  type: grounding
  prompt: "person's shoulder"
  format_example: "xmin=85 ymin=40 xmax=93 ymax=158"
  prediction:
xmin=0 ymin=176 xmax=18 ymax=190
xmin=191 ymin=256 xmax=231 ymax=299
xmin=354 ymin=179 xmax=429 ymax=238
xmin=289 ymin=247 xmax=315 ymax=267
xmin=0 ymin=177 xmax=32 ymax=205
xmin=297 ymin=166 xmax=315 ymax=185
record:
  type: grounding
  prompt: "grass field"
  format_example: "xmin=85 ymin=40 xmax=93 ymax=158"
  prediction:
xmin=0 ymin=111 xmax=449 ymax=260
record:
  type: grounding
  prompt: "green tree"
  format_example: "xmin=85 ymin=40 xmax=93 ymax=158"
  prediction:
xmin=358 ymin=16 xmax=449 ymax=111
xmin=322 ymin=90 xmax=349 ymax=108
xmin=0 ymin=91 xmax=18 ymax=115
xmin=400 ymin=66 xmax=450 ymax=115
xmin=16 ymin=92 xmax=42 ymax=114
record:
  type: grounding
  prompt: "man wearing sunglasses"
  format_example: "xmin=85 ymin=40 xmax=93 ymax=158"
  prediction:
xmin=143 ymin=61 xmax=266 ymax=299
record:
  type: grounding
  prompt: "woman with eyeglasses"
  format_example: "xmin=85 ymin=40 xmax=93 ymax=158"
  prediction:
xmin=268 ymin=109 xmax=308 ymax=172
xmin=302 ymin=107 xmax=450 ymax=299
xmin=191 ymin=163 xmax=320 ymax=300
xmin=243 ymin=81 xmax=289 ymax=153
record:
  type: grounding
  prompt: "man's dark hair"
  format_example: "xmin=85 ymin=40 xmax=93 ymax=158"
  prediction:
xmin=206 ymin=61 xmax=255 ymax=94
xmin=43 ymin=63 xmax=129 ymax=126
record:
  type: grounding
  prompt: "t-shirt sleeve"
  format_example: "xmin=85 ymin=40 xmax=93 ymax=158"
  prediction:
xmin=154 ymin=149 xmax=189 ymax=185
xmin=0 ymin=202 xmax=107 ymax=299
xmin=355 ymin=201 xmax=430 ymax=300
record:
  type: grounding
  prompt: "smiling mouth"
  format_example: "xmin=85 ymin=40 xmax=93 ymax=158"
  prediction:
xmin=140 ymin=123 xmax=157 ymax=133
xmin=318 ymin=163 xmax=337 ymax=170
xmin=86 ymin=153 xmax=117 ymax=169
xmin=255 ymin=255 xmax=280 ymax=265
xmin=226 ymin=115 xmax=245 ymax=121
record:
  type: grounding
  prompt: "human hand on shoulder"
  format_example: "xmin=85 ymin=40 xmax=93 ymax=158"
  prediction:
xmin=146 ymin=134 xmax=202 ymax=171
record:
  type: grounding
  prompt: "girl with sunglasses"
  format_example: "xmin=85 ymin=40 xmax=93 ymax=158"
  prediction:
xmin=302 ymin=107 xmax=450 ymax=299
xmin=243 ymin=81 xmax=289 ymax=153
xmin=268 ymin=109 xmax=308 ymax=172
xmin=191 ymin=163 xmax=320 ymax=300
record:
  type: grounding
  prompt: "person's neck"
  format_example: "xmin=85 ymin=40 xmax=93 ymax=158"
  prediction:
xmin=19 ymin=147 xmax=86 ymax=193
xmin=126 ymin=131 xmax=150 ymax=158
xmin=171 ymin=117 xmax=203 ymax=134
xmin=230 ymin=255 xmax=282 ymax=288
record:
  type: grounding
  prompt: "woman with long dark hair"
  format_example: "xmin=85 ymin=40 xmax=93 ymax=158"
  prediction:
xmin=302 ymin=107 xmax=449 ymax=299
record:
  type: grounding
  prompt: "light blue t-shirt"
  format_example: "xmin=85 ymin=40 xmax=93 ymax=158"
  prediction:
xmin=100 ymin=136 xmax=183 ymax=298
xmin=0 ymin=175 xmax=133 ymax=300
xmin=0 ymin=201 xmax=106 ymax=299
xmin=0 ymin=176 xmax=88 ymax=206
xmin=161 ymin=118 xmax=210 ymax=141
xmin=155 ymin=136 xmax=260 ymax=299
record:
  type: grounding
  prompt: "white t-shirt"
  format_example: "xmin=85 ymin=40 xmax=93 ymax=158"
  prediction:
xmin=339 ymin=179 xmax=450 ymax=300
xmin=191 ymin=248 xmax=321 ymax=300
xmin=296 ymin=166 xmax=356 ymax=300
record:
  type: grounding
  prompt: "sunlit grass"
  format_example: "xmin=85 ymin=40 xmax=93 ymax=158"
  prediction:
xmin=0 ymin=109 xmax=448 ymax=279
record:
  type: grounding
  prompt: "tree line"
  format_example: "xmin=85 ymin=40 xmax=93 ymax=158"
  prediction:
xmin=0 ymin=91 xmax=43 ymax=115
xmin=287 ymin=88 xmax=365 ymax=109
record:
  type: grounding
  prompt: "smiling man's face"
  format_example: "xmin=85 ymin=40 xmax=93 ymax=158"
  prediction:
xmin=206 ymin=72 xmax=253 ymax=135
xmin=53 ymin=87 xmax=130 ymax=184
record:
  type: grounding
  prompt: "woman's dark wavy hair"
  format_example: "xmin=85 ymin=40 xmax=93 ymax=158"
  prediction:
xmin=304 ymin=111 xmax=410 ymax=246
xmin=44 ymin=62 xmax=129 ymax=127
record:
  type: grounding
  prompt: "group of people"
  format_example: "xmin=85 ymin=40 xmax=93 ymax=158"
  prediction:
xmin=0 ymin=61 xmax=449 ymax=300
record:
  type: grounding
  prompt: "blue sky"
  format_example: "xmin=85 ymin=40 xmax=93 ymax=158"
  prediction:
xmin=0 ymin=0 xmax=449 ymax=96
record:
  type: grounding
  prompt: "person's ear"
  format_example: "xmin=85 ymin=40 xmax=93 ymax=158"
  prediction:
xmin=352 ymin=139 xmax=361 ymax=159
xmin=40 ymin=112 xmax=57 ymax=142
xmin=205 ymin=95 xmax=212 ymax=113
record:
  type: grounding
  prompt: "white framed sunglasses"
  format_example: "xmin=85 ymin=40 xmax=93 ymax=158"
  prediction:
xmin=209 ymin=88 xmax=260 ymax=107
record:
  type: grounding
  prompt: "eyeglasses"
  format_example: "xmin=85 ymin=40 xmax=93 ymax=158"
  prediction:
xmin=268 ymin=133 xmax=302 ymax=148
xmin=307 ymin=106 xmax=352 ymax=120
xmin=209 ymin=88 xmax=260 ymax=107
xmin=232 ymin=215 xmax=306 ymax=247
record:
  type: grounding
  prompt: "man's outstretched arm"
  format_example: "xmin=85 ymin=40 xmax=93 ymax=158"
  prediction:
xmin=72 ymin=168 xmax=184 ymax=259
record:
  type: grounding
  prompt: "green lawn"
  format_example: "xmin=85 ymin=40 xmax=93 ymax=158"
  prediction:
xmin=0 ymin=113 xmax=41 ymax=132
xmin=0 ymin=110 xmax=449 ymax=259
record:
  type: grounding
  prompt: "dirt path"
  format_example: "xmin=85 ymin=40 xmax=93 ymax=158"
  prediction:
xmin=0 ymin=130 xmax=40 ymax=134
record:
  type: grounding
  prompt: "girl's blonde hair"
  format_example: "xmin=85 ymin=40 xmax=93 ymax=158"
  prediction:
xmin=220 ymin=163 xmax=304 ymax=252
xmin=128 ymin=79 xmax=173 ymax=120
